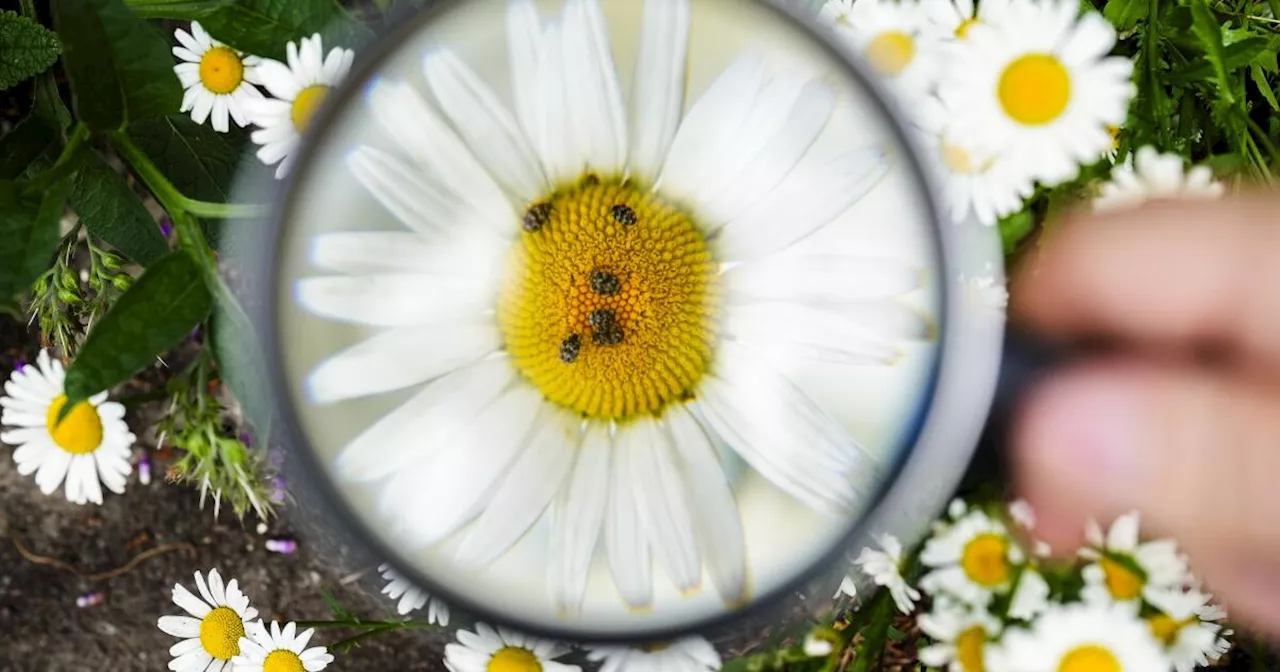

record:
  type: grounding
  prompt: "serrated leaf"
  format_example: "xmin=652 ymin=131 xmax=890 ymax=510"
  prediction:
xmin=1189 ymin=0 xmax=1234 ymax=104
xmin=52 ymin=0 xmax=182 ymax=131
xmin=211 ymin=283 xmax=272 ymax=437
xmin=70 ymin=152 xmax=170 ymax=266
xmin=1252 ymin=63 xmax=1280 ymax=112
xmin=1103 ymin=0 xmax=1147 ymax=31
xmin=198 ymin=0 xmax=373 ymax=60
xmin=1169 ymin=37 xmax=1270 ymax=83
xmin=0 ymin=115 xmax=57 ymax=180
xmin=127 ymin=115 xmax=244 ymax=203
xmin=0 ymin=10 xmax=61 ymax=91
xmin=63 ymin=250 xmax=212 ymax=405
xmin=0 ymin=178 xmax=72 ymax=301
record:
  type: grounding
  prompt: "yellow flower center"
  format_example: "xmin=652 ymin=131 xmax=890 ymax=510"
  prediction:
xmin=488 ymin=647 xmax=543 ymax=672
xmin=199 ymin=46 xmax=245 ymax=95
xmin=1058 ymin=645 xmax=1121 ymax=672
xmin=866 ymin=31 xmax=916 ymax=77
xmin=264 ymin=650 xmax=306 ymax=672
xmin=1147 ymin=614 xmax=1189 ymax=646
xmin=498 ymin=177 xmax=717 ymax=420
xmin=199 ymin=606 xmax=245 ymax=661
xmin=45 ymin=395 xmax=104 ymax=455
xmin=941 ymin=137 xmax=991 ymax=175
xmin=998 ymin=54 xmax=1071 ymax=126
xmin=291 ymin=85 xmax=330 ymax=133
xmin=955 ymin=626 xmax=987 ymax=672
xmin=1100 ymin=557 xmax=1144 ymax=601
xmin=1107 ymin=125 xmax=1121 ymax=151
xmin=956 ymin=18 xmax=979 ymax=39
xmin=960 ymin=533 xmax=1012 ymax=587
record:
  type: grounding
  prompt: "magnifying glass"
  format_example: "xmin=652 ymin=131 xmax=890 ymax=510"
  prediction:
xmin=232 ymin=0 xmax=1018 ymax=644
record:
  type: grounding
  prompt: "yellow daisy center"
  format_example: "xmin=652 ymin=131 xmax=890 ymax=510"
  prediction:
xmin=497 ymin=177 xmax=717 ymax=420
xmin=956 ymin=18 xmax=979 ymax=39
xmin=199 ymin=46 xmax=245 ymax=95
xmin=1058 ymin=645 xmax=1121 ymax=672
xmin=998 ymin=54 xmax=1071 ymax=126
xmin=264 ymin=649 xmax=306 ymax=672
xmin=1147 ymin=614 xmax=1191 ymax=646
xmin=488 ymin=646 xmax=543 ymax=672
xmin=866 ymin=31 xmax=916 ymax=77
xmin=1100 ymin=557 xmax=1144 ymax=601
xmin=1107 ymin=125 xmax=1121 ymax=151
xmin=292 ymin=85 xmax=330 ymax=133
xmin=955 ymin=625 xmax=987 ymax=672
xmin=45 ymin=395 xmax=104 ymax=455
xmin=960 ymin=533 xmax=1012 ymax=588
xmin=199 ymin=606 xmax=245 ymax=661
xmin=941 ymin=138 xmax=990 ymax=175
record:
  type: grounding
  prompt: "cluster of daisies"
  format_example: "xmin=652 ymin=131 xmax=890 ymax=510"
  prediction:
xmin=171 ymin=22 xmax=354 ymax=178
xmin=820 ymin=0 xmax=1224 ymax=227
xmin=839 ymin=500 xmax=1232 ymax=672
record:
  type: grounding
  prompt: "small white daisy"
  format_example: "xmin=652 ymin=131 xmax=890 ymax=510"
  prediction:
xmin=940 ymin=0 xmax=1135 ymax=186
xmin=378 ymin=562 xmax=449 ymax=625
xmin=1007 ymin=567 xmax=1050 ymax=621
xmin=1079 ymin=512 xmax=1190 ymax=608
xmin=158 ymin=569 xmax=260 ymax=672
xmin=586 ymin=636 xmax=722 ymax=672
xmin=232 ymin=620 xmax=333 ymax=672
xmin=1093 ymin=146 xmax=1225 ymax=212
xmin=995 ymin=601 xmax=1171 ymax=672
xmin=803 ymin=632 xmax=835 ymax=658
xmin=245 ymin=34 xmax=354 ymax=179
xmin=854 ymin=533 xmax=921 ymax=614
xmin=1145 ymin=587 xmax=1230 ymax=672
xmin=823 ymin=0 xmax=945 ymax=96
xmin=920 ymin=508 xmax=1023 ymax=608
xmin=834 ymin=574 xmax=858 ymax=601
xmin=0 ymin=349 xmax=134 ymax=505
xmin=171 ymin=21 xmax=263 ymax=133
xmin=918 ymin=602 xmax=1002 ymax=672
xmin=925 ymin=0 xmax=1017 ymax=42
xmin=444 ymin=623 xmax=580 ymax=672
xmin=1007 ymin=499 xmax=1035 ymax=530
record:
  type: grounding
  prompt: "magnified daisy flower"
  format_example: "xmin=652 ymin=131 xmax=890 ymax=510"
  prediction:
xmin=232 ymin=620 xmax=334 ymax=672
xmin=854 ymin=533 xmax=920 ymax=614
xmin=995 ymin=601 xmax=1170 ymax=672
xmin=1093 ymin=146 xmax=1225 ymax=212
xmin=823 ymin=0 xmax=944 ymax=96
xmin=918 ymin=603 xmax=1001 ymax=672
xmin=245 ymin=34 xmax=354 ymax=179
xmin=586 ymin=635 xmax=722 ymax=672
xmin=445 ymin=623 xmax=580 ymax=672
xmin=939 ymin=0 xmax=1135 ymax=187
xmin=0 ymin=349 xmax=134 ymax=505
xmin=1079 ymin=512 xmax=1190 ymax=608
xmin=378 ymin=563 xmax=449 ymax=625
xmin=302 ymin=0 xmax=926 ymax=614
xmin=159 ymin=569 xmax=259 ymax=672
xmin=1145 ymin=587 xmax=1230 ymax=672
xmin=171 ymin=21 xmax=263 ymax=133
xmin=920 ymin=508 xmax=1024 ymax=607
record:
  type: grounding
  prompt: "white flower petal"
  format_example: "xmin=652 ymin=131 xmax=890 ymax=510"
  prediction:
xmin=561 ymin=0 xmax=627 ymax=174
xmin=506 ymin=0 xmax=543 ymax=145
xmin=296 ymin=273 xmax=494 ymax=328
xmin=623 ymin=417 xmax=700 ymax=592
xmin=173 ymin=583 xmax=211 ymax=618
xmin=550 ymin=423 xmax=610 ymax=614
xmin=725 ymin=254 xmax=922 ymax=305
xmin=606 ymin=434 xmax=653 ymax=608
xmin=533 ymin=22 xmax=573 ymax=183
xmin=346 ymin=146 xmax=459 ymax=237
xmin=158 ymin=616 xmax=202 ymax=639
xmin=628 ymin=0 xmax=690 ymax=182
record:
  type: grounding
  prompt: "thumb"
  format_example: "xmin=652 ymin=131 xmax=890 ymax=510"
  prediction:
xmin=1011 ymin=359 xmax=1280 ymax=633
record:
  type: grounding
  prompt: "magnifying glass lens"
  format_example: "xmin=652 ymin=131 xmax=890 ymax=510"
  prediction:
xmin=270 ymin=0 xmax=946 ymax=639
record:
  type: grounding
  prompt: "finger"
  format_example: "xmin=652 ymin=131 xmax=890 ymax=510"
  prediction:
xmin=1190 ymin=553 xmax=1280 ymax=638
xmin=1011 ymin=357 xmax=1280 ymax=563
xmin=1011 ymin=195 xmax=1280 ymax=368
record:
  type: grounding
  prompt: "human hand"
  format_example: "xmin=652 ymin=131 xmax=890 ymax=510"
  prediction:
xmin=1008 ymin=194 xmax=1280 ymax=636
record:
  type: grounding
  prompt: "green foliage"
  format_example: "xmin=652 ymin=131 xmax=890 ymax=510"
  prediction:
xmin=192 ymin=0 xmax=373 ymax=60
xmin=51 ymin=0 xmax=181 ymax=131
xmin=0 ymin=115 xmax=57 ymax=180
xmin=62 ymin=250 xmax=212 ymax=405
xmin=0 ymin=178 xmax=73 ymax=303
xmin=0 ymin=10 xmax=60 ymax=91
xmin=70 ymin=152 xmax=171 ymax=266
xmin=210 ymin=286 xmax=272 ymax=437
xmin=127 ymin=116 xmax=244 ymax=202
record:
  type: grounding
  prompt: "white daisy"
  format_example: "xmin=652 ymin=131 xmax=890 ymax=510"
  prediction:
xmin=939 ymin=0 xmax=1135 ymax=186
xmin=158 ymin=569 xmax=260 ymax=672
xmin=854 ymin=533 xmax=921 ymax=614
xmin=0 ymin=349 xmax=134 ymax=505
xmin=445 ymin=623 xmax=579 ymax=672
xmin=918 ymin=602 xmax=1002 ymax=672
xmin=586 ymin=636 xmax=722 ymax=672
xmin=1007 ymin=499 xmax=1035 ymax=530
xmin=245 ymin=34 xmax=354 ymax=179
xmin=378 ymin=562 xmax=449 ymax=625
xmin=824 ymin=0 xmax=945 ymax=96
xmin=171 ymin=21 xmax=263 ymax=133
xmin=994 ymin=601 xmax=1170 ymax=672
xmin=1145 ymin=587 xmax=1229 ymax=672
xmin=920 ymin=508 xmax=1023 ymax=607
xmin=803 ymin=632 xmax=835 ymax=657
xmin=1079 ymin=512 xmax=1190 ymax=608
xmin=232 ymin=621 xmax=333 ymax=672
xmin=834 ymin=575 xmax=858 ymax=601
xmin=303 ymin=0 xmax=925 ymax=615
xmin=925 ymin=0 xmax=1016 ymax=41
xmin=1093 ymin=146 xmax=1225 ymax=212
xmin=1007 ymin=566 xmax=1050 ymax=621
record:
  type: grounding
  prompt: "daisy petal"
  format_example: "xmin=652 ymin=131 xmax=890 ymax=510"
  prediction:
xmin=534 ymin=22 xmax=573 ymax=183
xmin=346 ymin=146 xmax=461 ymax=237
xmin=561 ymin=0 xmax=627 ymax=174
xmin=606 ymin=429 xmax=653 ymax=608
xmin=256 ymin=59 xmax=303 ymax=101
xmin=173 ymin=584 xmax=212 ymax=618
xmin=550 ymin=423 xmax=610 ymax=614
xmin=624 ymin=416 xmax=700 ymax=592
xmin=158 ymin=616 xmax=202 ymax=639
xmin=722 ymin=302 xmax=904 ymax=365
xmin=724 ymin=254 xmax=921 ymax=304
xmin=34 ymin=448 xmax=71 ymax=495
xmin=507 ymin=0 xmax=543 ymax=143
xmin=296 ymin=273 xmax=495 ymax=328
xmin=628 ymin=0 xmax=690 ymax=182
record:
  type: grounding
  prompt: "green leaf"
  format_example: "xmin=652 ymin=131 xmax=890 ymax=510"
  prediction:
xmin=1000 ymin=209 xmax=1035 ymax=256
xmin=0 ymin=115 xmax=57 ymax=180
xmin=70 ymin=152 xmax=170 ymax=266
xmin=1252 ymin=63 xmax=1280 ymax=111
xmin=127 ymin=115 xmax=244 ymax=203
xmin=1169 ymin=37 xmax=1271 ymax=83
xmin=123 ymin=0 xmax=233 ymax=19
xmin=1103 ymin=0 xmax=1148 ymax=30
xmin=0 ymin=178 xmax=72 ymax=301
xmin=1189 ymin=0 xmax=1235 ymax=104
xmin=210 ymin=283 xmax=272 ymax=437
xmin=198 ymin=0 xmax=373 ymax=60
xmin=63 ymin=250 xmax=212 ymax=405
xmin=0 ymin=10 xmax=61 ymax=91
xmin=52 ymin=0 xmax=182 ymax=131
xmin=33 ymin=70 xmax=72 ymax=137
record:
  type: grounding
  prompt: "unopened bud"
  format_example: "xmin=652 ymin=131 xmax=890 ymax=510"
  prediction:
xmin=111 ymin=276 xmax=133 ymax=292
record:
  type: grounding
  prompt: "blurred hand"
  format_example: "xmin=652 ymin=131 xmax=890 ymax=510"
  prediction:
xmin=1009 ymin=194 xmax=1280 ymax=636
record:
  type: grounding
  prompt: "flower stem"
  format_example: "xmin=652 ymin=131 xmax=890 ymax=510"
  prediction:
xmin=178 ymin=197 xmax=266 ymax=220
xmin=847 ymin=591 xmax=893 ymax=672
xmin=291 ymin=619 xmax=439 ymax=629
